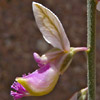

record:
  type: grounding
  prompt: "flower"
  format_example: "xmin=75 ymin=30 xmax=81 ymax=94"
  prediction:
xmin=11 ymin=2 xmax=87 ymax=100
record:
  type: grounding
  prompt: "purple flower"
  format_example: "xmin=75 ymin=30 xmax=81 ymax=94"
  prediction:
xmin=11 ymin=2 xmax=88 ymax=100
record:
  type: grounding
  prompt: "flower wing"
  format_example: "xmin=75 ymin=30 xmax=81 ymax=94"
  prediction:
xmin=32 ymin=2 xmax=70 ymax=51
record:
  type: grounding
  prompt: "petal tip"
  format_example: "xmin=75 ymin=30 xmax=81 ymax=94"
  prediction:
xmin=33 ymin=52 xmax=41 ymax=63
xmin=32 ymin=2 xmax=40 ymax=8
xmin=32 ymin=1 xmax=37 ymax=5
xmin=16 ymin=77 xmax=26 ymax=84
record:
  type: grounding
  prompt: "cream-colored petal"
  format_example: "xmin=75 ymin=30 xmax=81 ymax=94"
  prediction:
xmin=32 ymin=2 xmax=70 ymax=51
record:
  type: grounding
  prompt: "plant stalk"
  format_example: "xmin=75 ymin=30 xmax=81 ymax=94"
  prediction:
xmin=87 ymin=0 xmax=96 ymax=100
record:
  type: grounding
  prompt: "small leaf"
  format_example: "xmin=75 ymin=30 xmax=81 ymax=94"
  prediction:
xmin=32 ymin=2 xmax=70 ymax=51
xmin=69 ymin=87 xmax=88 ymax=100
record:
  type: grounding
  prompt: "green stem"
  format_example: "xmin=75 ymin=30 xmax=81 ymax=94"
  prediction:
xmin=87 ymin=0 xmax=96 ymax=100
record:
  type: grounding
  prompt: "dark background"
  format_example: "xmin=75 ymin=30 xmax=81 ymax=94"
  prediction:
xmin=0 ymin=0 xmax=100 ymax=100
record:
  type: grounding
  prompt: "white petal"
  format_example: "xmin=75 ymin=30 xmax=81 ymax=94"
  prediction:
xmin=32 ymin=2 xmax=70 ymax=51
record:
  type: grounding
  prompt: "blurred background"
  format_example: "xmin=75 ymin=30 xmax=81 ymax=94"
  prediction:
xmin=0 ymin=0 xmax=100 ymax=100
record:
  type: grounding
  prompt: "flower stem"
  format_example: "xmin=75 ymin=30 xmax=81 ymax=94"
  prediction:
xmin=87 ymin=0 xmax=96 ymax=100
xmin=70 ymin=47 xmax=88 ymax=53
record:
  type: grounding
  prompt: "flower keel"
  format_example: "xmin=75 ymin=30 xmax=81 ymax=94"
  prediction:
xmin=11 ymin=64 xmax=59 ymax=99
